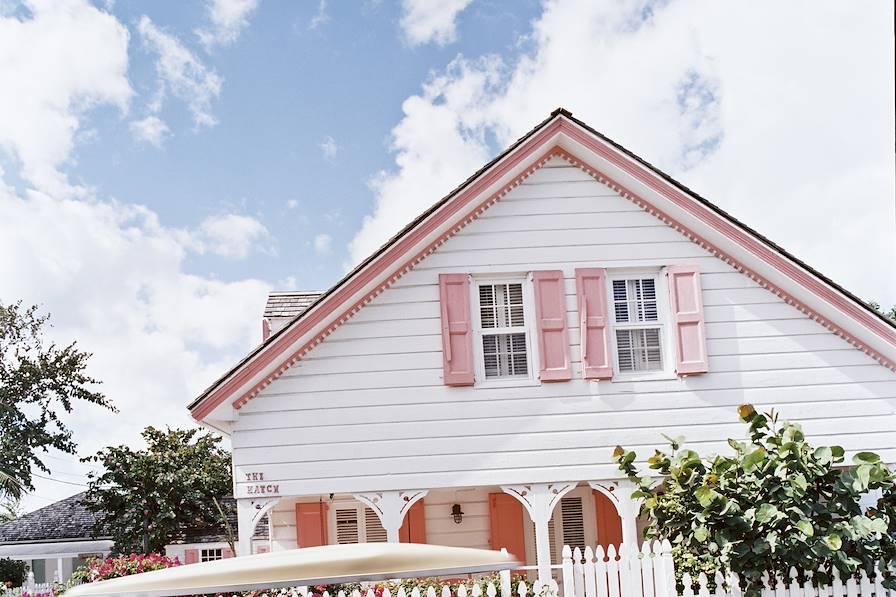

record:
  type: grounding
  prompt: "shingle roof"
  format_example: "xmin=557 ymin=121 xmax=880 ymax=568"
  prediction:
xmin=264 ymin=291 xmax=324 ymax=319
xmin=172 ymin=496 xmax=268 ymax=544
xmin=0 ymin=492 xmax=108 ymax=543
xmin=0 ymin=493 xmax=267 ymax=545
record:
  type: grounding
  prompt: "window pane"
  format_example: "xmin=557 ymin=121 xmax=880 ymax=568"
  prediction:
xmin=479 ymin=283 xmax=524 ymax=329
xmin=482 ymin=332 xmax=528 ymax=378
xmin=616 ymin=328 xmax=663 ymax=372
xmin=613 ymin=278 xmax=658 ymax=323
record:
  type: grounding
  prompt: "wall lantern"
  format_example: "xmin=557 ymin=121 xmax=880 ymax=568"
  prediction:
xmin=451 ymin=504 xmax=464 ymax=524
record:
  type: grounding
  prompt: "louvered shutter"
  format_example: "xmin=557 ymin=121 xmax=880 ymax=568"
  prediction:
xmin=592 ymin=490 xmax=623 ymax=550
xmin=559 ymin=497 xmax=586 ymax=553
xmin=575 ymin=268 xmax=613 ymax=379
xmin=184 ymin=549 xmax=198 ymax=565
xmin=438 ymin=274 xmax=475 ymax=386
xmin=399 ymin=500 xmax=427 ymax=543
xmin=295 ymin=502 xmax=329 ymax=547
xmin=532 ymin=271 xmax=572 ymax=381
xmin=334 ymin=507 xmax=359 ymax=544
xmin=666 ymin=265 xmax=709 ymax=375
xmin=364 ymin=508 xmax=388 ymax=543
xmin=488 ymin=493 xmax=526 ymax=562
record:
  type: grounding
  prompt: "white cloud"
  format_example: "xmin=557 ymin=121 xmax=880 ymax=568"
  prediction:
xmin=196 ymin=0 xmax=260 ymax=50
xmin=308 ymin=0 xmax=329 ymax=30
xmin=0 ymin=0 xmax=132 ymax=196
xmin=313 ymin=232 xmax=332 ymax=256
xmin=195 ymin=213 xmax=273 ymax=259
xmin=129 ymin=115 xmax=170 ymax=147
xmin=319 ymin=135 xmax=339 ymax=160
xmin=137 ymin=15 xmax=223 ymax=128
xmin=350 ymin=0 xmax=896 ymax=304
xmin=399 ymin=0 xmax=473 ymax=46
xmin=286 ymin=198 xmax=299 ymax=209
xmin=0 ymin=1 xmax=270 ymax=512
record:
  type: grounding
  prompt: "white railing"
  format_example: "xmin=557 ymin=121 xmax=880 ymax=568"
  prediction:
xmin=559 ymin=542 xmax=895 ymax=597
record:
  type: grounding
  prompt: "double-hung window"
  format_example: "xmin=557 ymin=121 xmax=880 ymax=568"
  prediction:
xmin=609 ymin=275 xmax=665 ymax=374
xmin=474 ymin=280 xmax=532 ymax=381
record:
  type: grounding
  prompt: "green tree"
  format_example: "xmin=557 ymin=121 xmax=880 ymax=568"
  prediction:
xmin=0 ymin=301 xmax=115 ymax=492
xmin=867 ymin=301 xmax=896 ymax=323
xmin=0 ymin=557 xmax=27 ymax=587
xmin=0 ymin=497 xmax=20 ymax=523
xmin=83 ymin=427 xmax=233 ymax=554
xmin=615 ymin=405 xmax=895 ymax=595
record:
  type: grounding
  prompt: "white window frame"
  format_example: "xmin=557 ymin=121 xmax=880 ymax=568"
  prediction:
xmin=606 ymin=269 xmax=675 ymax=381
xmin=328 ymin=501 xmax=388 ymax=545
xmin=200 ymin=547 xmax=223 ymax=562
xmin=470 ymin=273 xmax=541 ymax=387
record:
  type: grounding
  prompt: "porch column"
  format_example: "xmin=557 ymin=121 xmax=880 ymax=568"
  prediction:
xmin=236 ymin=497 xmax=280 ymax=556
xmin=589 ymin=479 xmax=643 ymax=548
xmin=502 ymin=483 xmax=577 ymax=584
xmin=354 ymin=490 xmax=428 ymax=543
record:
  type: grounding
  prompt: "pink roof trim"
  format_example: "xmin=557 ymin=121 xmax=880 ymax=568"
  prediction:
xmin=190 ymin=115 xmax=895 ymax=421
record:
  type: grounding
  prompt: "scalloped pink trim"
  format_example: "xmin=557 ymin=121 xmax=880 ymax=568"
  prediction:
xmin=192 ymin=121 xmax=896 ymax=420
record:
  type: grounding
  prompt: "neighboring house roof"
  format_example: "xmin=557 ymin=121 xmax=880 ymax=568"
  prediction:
xmin=189 ymin=108 xmax=896 ymax=422
xmin=0 ymin=492 xmax=108 ymax=544
xmin=264 ymin=291 xmax=325 ymax=319
xmin=0 ymin=493 xmax=267 ymax=546
xmin=169 ymin=496 xmax=268 ymax=544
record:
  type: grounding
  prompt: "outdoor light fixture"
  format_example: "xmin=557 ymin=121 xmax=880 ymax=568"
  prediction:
xmin=451 ymin=504 xmax=464 ymax=524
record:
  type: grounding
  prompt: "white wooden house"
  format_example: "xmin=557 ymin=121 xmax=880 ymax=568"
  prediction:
xmin=189 ymin=110 xmax=896 ymax=582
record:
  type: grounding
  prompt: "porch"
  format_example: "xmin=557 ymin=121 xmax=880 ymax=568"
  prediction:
xmin=235 ymin=480 xmax=644 ymax=583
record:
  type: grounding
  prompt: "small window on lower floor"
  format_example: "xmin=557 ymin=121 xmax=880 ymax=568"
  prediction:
xmin=200 ymin=548 xmax=223 ymax=562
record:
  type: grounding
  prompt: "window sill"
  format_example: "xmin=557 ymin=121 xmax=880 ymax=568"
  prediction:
xmin=475 ymin=377 xmax=541 ymax=389
xmin=610 ymin=371 xmax=678 ymax=383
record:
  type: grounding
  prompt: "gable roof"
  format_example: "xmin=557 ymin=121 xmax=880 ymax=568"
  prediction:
xmin=0 ymin=493 xmax=267 ymax=545
xmin=190 ymin=108 xmax=896 ymax=423
xmin=0 ymin=492 xmax=108 ymax=544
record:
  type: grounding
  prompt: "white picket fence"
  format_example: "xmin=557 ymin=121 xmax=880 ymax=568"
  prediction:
xmin=559 ymin=541 xmax=895 ymax=597
xmin=0 ymin=582 xmax=54 ymax=597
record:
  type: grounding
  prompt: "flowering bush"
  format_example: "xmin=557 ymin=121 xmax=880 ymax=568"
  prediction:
xmin=68 ymin=553 xmax=180 ymax=585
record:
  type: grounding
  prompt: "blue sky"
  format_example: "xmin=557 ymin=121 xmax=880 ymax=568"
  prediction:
xmin=58 ymin=0 xmax=542 ymax=288
xmin=0 ymin=0 xmax=893 ymax=512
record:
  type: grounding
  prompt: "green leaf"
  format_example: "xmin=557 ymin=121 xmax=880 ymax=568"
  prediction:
xmin=853 ymin=452 xmax=880 ymax=464
xmin=854 ymin=465 xmax=871 ymax=491
xmin=824 ymin=534 xmax=842 ymax=551
xmin=694 ymin=525 xmax=710 ymax=543
xmin=814 ymin=446 xmax=833 ymax=464
xmin=695 ymin=486 xmax=719 ymax=508
xmin=795 ymin=520 xmax=814 ymax=537
xmin=742 ymin=447 xmax=767 ymax=473
xmin=790 ymin=473 xmax=808 ymax=492
xmin=755 ymin=503 xmax=779 ymax=524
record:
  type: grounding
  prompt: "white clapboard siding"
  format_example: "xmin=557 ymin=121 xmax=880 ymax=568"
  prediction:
xmin=231 ymin=157 xmax=896 ymax=496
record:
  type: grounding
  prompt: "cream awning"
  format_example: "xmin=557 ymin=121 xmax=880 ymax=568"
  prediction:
xmin=65 ymin=543 xmax=518 ymax=597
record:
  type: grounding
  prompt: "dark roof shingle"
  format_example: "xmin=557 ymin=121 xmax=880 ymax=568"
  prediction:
xmin=264 ymin=291 xmax=324 ymax=319
xmin=0 ymin=492 xmax=107 ymax=543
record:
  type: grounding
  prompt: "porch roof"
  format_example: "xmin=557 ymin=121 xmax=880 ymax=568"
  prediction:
xmin=0 ymin=539 xmax=113 ymax=559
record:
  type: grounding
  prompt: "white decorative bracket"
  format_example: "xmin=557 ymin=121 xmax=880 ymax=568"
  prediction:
xmin=589 ymin=479 xmax=643 ymax=548
xmin=236 ymin=497 xmax=280 ymax=556
xmin=502 ymin=483 xmax=576 ymax=584
xmin=354 ymin=489 xmax=428 ymax=543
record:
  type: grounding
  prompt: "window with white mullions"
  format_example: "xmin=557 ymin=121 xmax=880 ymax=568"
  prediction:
xmin=476 ymin=282 xmax=530 ymax=379
xmin=200 ymin=548 xmax=223 ymax=562
xmin=610 ymin=276 xmax=665 ymax=373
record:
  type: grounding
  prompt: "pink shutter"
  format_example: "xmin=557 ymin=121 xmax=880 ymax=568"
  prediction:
xmin=222 ymin=547 xmax=234 ymax=559
xmin=532 ymin=271 xmax=572 ymax=381
xmin=295 ymin=502 xmax=329 ymax=547
xmin=184 ymin=549 xmax=198 ymax=564
xmin=667 ymin=265 xmax=709 ymax=375
xmin=575 ymin=268 xmax=613 ymax=379
xmin=438 ymin=274 xmax=475 ymax=386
